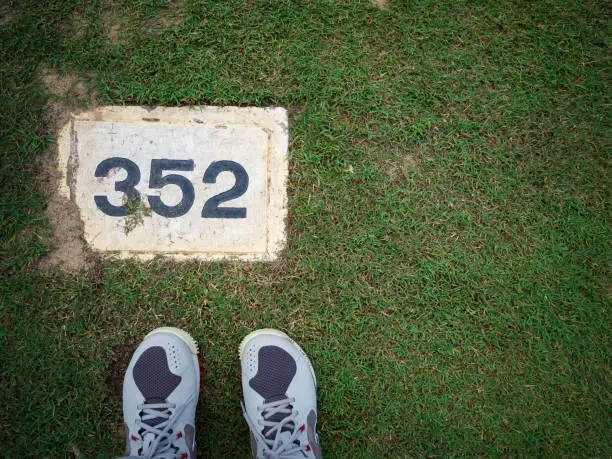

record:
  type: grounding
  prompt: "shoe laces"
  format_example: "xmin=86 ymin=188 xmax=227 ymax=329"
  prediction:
xmin=121 ymin=394 xmax=194 ymax=459
xmin=241 ymin=397 xmax=310 ymax=459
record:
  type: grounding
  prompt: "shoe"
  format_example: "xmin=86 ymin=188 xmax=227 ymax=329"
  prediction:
xmin=121 ymin=327 xmax=200 ymax=459
xmin=240 ymin=329 xmax=322 ymax=458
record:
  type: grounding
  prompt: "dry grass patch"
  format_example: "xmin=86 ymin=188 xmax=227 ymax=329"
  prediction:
xmin=37 ymin=67 xmax=94 ymax=273
xmin=0 ymin=5 xmax=17 ymax=26
xmin=370 ymin=0 xmax=389 ymax=10
xmin=40 ymin=67 xmax=88 ymax=99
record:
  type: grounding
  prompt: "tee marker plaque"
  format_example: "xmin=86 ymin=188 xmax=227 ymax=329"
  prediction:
xmin=57 ymin=106 xmax=288 ymax=261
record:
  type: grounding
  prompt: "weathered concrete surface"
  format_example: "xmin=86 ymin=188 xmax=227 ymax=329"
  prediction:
xmin=56 ymin=106 xmax=288 ymax=261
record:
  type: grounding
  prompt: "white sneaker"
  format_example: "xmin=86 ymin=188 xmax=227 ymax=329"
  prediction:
xmin=120 ymin=327 xmax=200 ymax=459
xmin=240 ymin=329 xmax=322 ymax=458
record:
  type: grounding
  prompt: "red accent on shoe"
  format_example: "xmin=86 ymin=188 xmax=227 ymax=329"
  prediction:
xmin=131 ymin=435 xmax=139 ymax=442
xmin=299 ymin=424 xmax=305 ymax=432
xmin=305 ymin=445 xmax=311 ymax=451
xmin=180 ymin=453 xmax=188 ymax=459
xmin=176 ymin=432 xmax=183 ymax=439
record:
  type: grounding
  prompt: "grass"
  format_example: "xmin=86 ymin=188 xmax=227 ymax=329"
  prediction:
xmin=1 ymin=0 xmax=610 ymax=456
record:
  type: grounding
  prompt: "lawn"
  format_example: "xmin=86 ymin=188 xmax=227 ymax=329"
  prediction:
xmin=1 ymin=0 xmax=610 ymax=457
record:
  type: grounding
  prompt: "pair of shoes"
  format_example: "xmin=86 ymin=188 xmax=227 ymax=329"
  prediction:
xmin=120 ymin=327 xmax=322 ymax=459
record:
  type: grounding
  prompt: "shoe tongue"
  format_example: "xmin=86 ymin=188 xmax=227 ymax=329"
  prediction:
xmin=263 ymin=394 xmax=294 ymax=440
xmin=141 ymin=397 xmax=167 ymax=429
xmin=266 ymin=425 xmax=302 ymax=451
xmin=275 ymin=431 xmax=293 ymax=447
xmin=139 ymin=399 xmax=180 ymax=457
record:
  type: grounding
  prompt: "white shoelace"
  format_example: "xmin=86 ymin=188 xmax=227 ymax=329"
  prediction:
xmin=117 ymin=394 xmax=194 ymax=459
xmin=241 ymin=397 xmax=310 ymax=459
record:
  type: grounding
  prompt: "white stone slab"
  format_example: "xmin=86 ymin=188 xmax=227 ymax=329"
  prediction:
xmin=56 ymin=106 xmax=288 ymax=261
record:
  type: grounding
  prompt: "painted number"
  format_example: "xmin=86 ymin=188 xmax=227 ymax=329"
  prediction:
xmin=202 ymin=161 xmax=248 ymax=219
xmin=148 ymin=159 xmax=195 ymax=218
xmin=94 ymin=158 xmax=249 ymax=219
xmin=94 ymin=157 xmax=140 ymax=217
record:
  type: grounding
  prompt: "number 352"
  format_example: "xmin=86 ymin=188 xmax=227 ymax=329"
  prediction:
xmin=94 ymin=157 xmax=249 ymax=219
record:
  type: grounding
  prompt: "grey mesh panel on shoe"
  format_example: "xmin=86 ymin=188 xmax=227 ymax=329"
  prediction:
xmin=184 ymin=424 xmax=196 ymax=458
xmin=124 ymin=423 xmax=130 ymax=455
xmin=249 ymin=432 xmax=258 ymax=458
xmin=248 ymin=346 xmax=296 ymax=399
xmin=133 ymin=346 xmax=181 ymax=427
xmin=307 ymin=410 xmax=322 ymax=459
xmin=248 ymin=346 xmax=298 ymax=440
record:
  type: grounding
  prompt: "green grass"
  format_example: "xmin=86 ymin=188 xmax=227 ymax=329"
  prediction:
xmin=1 ymin=0 xmax=610 ymax=456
